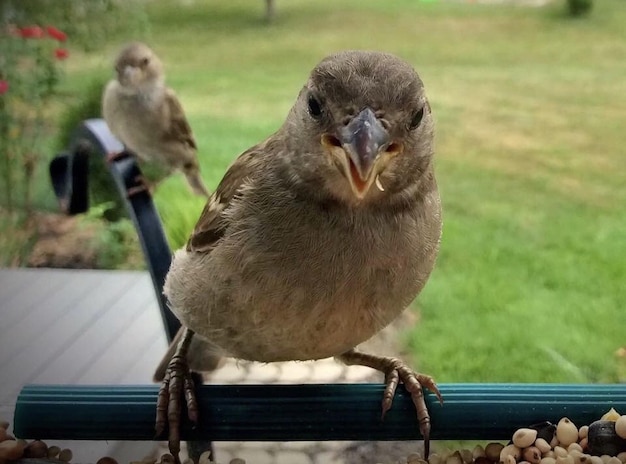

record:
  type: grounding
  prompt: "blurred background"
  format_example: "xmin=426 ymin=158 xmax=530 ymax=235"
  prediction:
xmin=1 ymin=0 xmax=624 ymax=386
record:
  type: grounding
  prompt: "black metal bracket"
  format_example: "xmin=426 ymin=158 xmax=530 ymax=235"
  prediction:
xmin=49 ymin=118 xmax=180 ymax=343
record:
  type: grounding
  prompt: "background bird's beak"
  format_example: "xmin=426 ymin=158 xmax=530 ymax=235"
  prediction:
xmin=339 ymin=108 xmax=390 ymax=197
xmin=118 ymin=65 xmax=137 ymax=84
xmin=123 ymin=65 xmax=134 ymax=79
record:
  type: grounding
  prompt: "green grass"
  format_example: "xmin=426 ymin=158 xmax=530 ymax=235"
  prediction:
xmin=21 ymin=0 xmax=626 ymax=383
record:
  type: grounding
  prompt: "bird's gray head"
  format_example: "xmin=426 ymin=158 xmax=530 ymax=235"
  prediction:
xmin=280 ymin=50 xmax=435 ymax=206
xmin=113 ymin=42 xmax=164 ymax=89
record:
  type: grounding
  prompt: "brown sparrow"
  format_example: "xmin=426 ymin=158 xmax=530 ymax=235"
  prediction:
xmin=102 ymin=42 xmax=209 ymax=197
xmin=155 ymin=50 xmax=443 ymax=462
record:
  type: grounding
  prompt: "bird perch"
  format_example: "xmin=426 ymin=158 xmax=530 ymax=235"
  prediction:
xmin=14 ymin=383 xmax=626 ymax=441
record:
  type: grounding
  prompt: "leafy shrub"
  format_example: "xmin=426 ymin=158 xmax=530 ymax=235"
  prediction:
xmin=566 ymin=0 xmax=593 ymax=17
xmin=0 ymin=24 xmax=69 ymax=213
xmin=0 ymin=0 xmax=147 ymax=214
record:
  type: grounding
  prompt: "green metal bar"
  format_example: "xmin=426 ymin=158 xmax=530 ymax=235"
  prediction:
xmin=14 ymin=383 xmax=626 ymax=441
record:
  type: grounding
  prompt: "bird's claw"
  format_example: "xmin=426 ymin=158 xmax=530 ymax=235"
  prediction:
xmin=337 ymin=349 xmax=442 ymax=459
xmin=127 ymin=175 xmax=152 ymax=197
xmin=105 ymin=151 xmax=129 ymax=164
xmin=155 ymin=330 xmax=198 ymax=464
xmin=380 ymin=357 xmax=443 ymax=458
xmin=105 ymin=152 xmax=151 ymax=197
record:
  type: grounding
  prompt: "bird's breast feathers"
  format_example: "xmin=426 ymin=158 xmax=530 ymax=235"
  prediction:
xmin=165 ymin=183 xmax=441 ymax=362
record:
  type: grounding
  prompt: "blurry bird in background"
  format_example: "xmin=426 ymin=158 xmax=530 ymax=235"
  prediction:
xmin=102 ymin=42 xmax=210 ymax=197
xmin=154 ymin=50 xmax=443 ymax=462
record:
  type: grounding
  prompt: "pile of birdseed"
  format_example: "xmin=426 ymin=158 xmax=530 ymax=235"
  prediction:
xmin=2 ymin=410 xmax=625 ymax=464
xmin=0 ymin=420 xmax=233 ymax=464
xmin=404 ymin=409 xmax=626 ymax=464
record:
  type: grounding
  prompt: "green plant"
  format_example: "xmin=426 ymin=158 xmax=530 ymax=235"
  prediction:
xmin=2 ymin=0 xmax=149 ymax=51
xmin=0 ymin=0 xmax=148 ymax=268
xmin=0 ymin=24 xmax=69 ymax=213
xmin=566 ymin=0 xmax=593 ymax=17
xmin=79 ymin=202 xmax=144 ymax=269
xmin=0 ymin=208 xmax=37 ymax=266
xmin=56 ymin=77 xmax=107 ymax=150
xmin=1 ymin=1 xmax=148 ymax=216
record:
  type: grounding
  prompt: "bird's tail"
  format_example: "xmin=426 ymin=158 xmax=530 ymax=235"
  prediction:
xmin=184 ymin=171 xmax=210 ymax=198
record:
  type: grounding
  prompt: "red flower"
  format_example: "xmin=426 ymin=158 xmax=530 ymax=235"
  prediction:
xmin=46 ymin=26 xmax=67 ymax=42
xmin=18 ymin=26 xmax=44 ymax=39
xmin=54 ymin=48 xmax=69 ymax=60
xmin=0 ymin=80 xmax=8 ymax=95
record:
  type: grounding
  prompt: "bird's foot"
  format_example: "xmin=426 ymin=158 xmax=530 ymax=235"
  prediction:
xmin=337 ymin=349 xmax=443 ymax=458
xmin=127 ymin=175 xmax=153 ymax=197
xmin=380 ymin=357 xmax=442 ymax=458
xmin=155 ymin=328 xmax=198 ymax=464
xmin=105 ymin=151 xmax=130 ymax=164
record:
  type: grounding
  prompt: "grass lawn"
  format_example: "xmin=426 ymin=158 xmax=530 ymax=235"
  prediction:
xmin=15 ymin=0 xmax=626 ymax=383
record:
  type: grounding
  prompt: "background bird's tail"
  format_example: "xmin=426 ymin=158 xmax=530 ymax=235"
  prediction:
xmin=184 ymin=171 xmax=210 ymax=198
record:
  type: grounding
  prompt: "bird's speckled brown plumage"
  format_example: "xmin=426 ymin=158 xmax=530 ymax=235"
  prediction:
xmin=102 ymin=42 xmax=209 ymax=196
xmin=156 ymin=50 xmax=443 ymax=461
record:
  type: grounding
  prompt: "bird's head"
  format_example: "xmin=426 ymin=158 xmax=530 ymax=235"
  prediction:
xmin=282 ymin=50 xmax=434 ymax=205
xmin=113 ymin=42 xmax=164 ymax=90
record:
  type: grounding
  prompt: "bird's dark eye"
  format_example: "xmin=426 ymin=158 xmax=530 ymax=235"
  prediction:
xmin=409 ymin=106 xmax=425 ymax=130
xmin=307 ymin=95 xmax=322 ymax=118
xmin=140 ymin=57 xmax=150 ymax=67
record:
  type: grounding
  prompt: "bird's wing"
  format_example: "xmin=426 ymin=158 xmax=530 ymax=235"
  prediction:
xmin=164 ymin=88 xmax=197 ymax=149
xmin=155 ymin=144 xmax=266 ymax=380
xmin=186 ymin=143 xmax=266 ymax=253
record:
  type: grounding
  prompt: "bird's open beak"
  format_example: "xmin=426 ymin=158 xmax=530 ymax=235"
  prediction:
xmin=323 ymin=108 xmax=394 ymax=199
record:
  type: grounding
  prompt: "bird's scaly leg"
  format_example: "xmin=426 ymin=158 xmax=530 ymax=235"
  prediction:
xmin=155 ymin=328 xmax=199 ymax=464
xmin=336 ymin=348 xmax=443 ymax=458
xmin=105 ymin=151 xmax=130 ymax=164
xmin=126 ymin=175 xmax=153 ymax=197
xmin=105 ymin=152 xmax=151 ymax=196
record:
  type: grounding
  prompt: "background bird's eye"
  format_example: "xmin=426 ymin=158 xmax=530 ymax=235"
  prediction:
xmin=141 ymin=57 xmax=150 ymax=67
xmin=409 ymin=107 xmax=425 ymax=130
xmin=308 ymin=95 xmax=322 ymax=118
